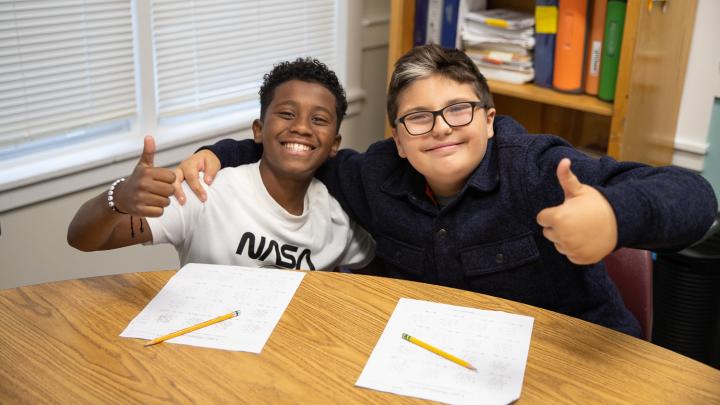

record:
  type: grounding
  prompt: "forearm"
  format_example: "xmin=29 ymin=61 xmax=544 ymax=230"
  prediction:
xmin=599 ymin=167 xmax=718 ymax=250
xmin=67 ymin=193 xmax=149 ymax=251
xmin=202 ymin=139 xmax=263 ymax=168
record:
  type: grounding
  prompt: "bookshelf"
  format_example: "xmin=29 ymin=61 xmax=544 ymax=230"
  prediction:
xmin=487 ymin=80 xmax=613 ymax=116
xmin=387 ymin=0 xmax=697 ymax=166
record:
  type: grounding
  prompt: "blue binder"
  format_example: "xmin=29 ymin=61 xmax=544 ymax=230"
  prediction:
xmin=440 ymin=0 xmax=461 ymax=48
xmin=534 ymin=0 xmax=558 ymax=88
xmin=414 ymin=0 xmax=429 ymax=46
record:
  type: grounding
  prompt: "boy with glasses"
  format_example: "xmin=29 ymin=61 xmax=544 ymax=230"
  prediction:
xmin=396 ymin=101 xmax=487 ymax=136
xmin=172 ymin=45 xmax=717 ymax=337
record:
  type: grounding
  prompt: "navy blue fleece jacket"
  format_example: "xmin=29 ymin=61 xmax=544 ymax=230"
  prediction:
xmin=203 ymin=115 xmax=717 ymax=337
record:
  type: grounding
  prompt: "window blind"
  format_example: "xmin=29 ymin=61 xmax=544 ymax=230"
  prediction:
xmin=151 ymin=0 xmax=337 ymax=118
xmin=0 ymin=0 xmax=136 ymax=153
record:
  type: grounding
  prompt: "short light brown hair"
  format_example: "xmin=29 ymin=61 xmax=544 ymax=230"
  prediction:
xmin=386 ymin=44 xmax=494 ymax=127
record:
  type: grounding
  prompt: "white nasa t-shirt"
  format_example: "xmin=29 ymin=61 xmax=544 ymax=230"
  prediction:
xmin=147 ymin=162 xmax=374 ymax=270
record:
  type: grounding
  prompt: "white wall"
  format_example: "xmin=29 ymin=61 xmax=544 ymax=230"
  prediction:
xmin=0 ymin=1 xmax=391 ymax=289
xmin=0 ymin=186 xmax=179 ymax=288
xmin=672 ymin=0 xmax=720 ymax=171
xmin=358 ymin=0 xmax=392 ymax=143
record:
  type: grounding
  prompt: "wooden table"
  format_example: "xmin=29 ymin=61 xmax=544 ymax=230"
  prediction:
xmin=1 ymin=271 xmax=719 ymax=404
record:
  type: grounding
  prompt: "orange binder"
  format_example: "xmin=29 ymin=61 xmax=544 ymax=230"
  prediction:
xmin=584 ymin=0 xmax=607 ymax=95
xmin=552 ymin=0 xmax=589 ymax=93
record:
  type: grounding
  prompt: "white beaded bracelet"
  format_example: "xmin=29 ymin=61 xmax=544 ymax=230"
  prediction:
xmin=107 ymin=177 xmax=127 ymax=214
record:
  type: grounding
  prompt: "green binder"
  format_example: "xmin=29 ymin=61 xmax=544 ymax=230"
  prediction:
xmin=598 ymin=0 xmax=627 ymax=101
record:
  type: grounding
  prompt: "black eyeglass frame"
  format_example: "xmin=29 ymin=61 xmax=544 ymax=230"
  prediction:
xmin=394 ymin=101 xmax=487 ymax=136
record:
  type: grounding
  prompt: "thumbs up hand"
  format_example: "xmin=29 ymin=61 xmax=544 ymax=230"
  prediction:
xmin=536 ymin=158 xmax=618 ymax=265
xmin=112 ymin=135 xmax=176 ymax=217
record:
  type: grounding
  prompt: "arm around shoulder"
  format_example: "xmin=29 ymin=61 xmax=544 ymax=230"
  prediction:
xmin=173 ymin=139 xmax=262 ymax=203
xmin=204 ymin=138 xmax=263 ymax=168
xmin=313 ymin=141 xmax=399 ymax=232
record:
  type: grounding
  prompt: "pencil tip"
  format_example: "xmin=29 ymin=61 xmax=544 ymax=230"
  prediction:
xmin=469 ymin=365 xmax=478 ymax=371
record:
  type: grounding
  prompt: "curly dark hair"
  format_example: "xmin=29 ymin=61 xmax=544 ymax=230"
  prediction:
xmin=259 ymin=57 xmax=347 ymax=132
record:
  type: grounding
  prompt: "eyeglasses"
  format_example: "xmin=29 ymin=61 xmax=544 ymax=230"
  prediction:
xmin=395 ymin=101 xmax=486 ymax=136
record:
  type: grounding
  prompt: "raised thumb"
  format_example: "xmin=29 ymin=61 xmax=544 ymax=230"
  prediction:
xmin=139 ymin=135 xmax=156 ymax=167
xmin=557 ymin=158 xmax=582 ymax=199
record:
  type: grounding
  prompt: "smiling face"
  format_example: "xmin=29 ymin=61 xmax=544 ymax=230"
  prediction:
xmin=391 ymin=74 xmax=496 ymax=197
xmin=254 ymin=79 xmax=340 ymax=183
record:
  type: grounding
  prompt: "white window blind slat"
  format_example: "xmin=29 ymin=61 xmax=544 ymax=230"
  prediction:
xmin=2 ymin=107 xmax=135 ymax=144
xmin=155 ymin=37 xmax=335 ymax=83
xmin=0 ymin=102 xmax=134 ymax=130
xmin=151 ymin=0 xmax=338 ymax=117
xmin=159 ymin=80 xmax=257 ymax=102
xmin=0 ymin=10 xmax=131 ymax=30
xmin=0 ymin=53 xmax=133 ymax=89
xmin=153 ymin=19 xmax=334 ymax=54
xmin=164 ymin=44 xmax=336 ymax=89
xmin=0 ymin=98 xmax=134 ymax=133
xmin=0 ymin=40 xmax=133 ymax=68
xmin=0 ymin=24 xmax=132 ymax=49
xmin=150 ymin=0 xmax=329 ymax=15
xmin=151 ymin=5 xmax=333 ymax=29
xmin=0 ymin=0 xmax=136 ymax=149
xmin=158 ymin=94 xmax=257 ymax=118
xmin=155 ymin=46 xmax=336 ymax=91
xmin=152 ymin=33 xmax=335 ymax=67
xmin=0 ymin=71 xmax=135 ymax=111
xmin=2 ymin=0 xmax=125 ymax=12
xmin=0 ymin=86 xmax=135 ymax=119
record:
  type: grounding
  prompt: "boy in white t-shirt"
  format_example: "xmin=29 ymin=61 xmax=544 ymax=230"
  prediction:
xmin=68 ymin=58 xmax=375 ymax=270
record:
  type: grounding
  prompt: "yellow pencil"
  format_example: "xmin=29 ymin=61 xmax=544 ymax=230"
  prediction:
xmin=401 ymin=333 xmax=477 ymax=371
xmin=144 ymin=310 xmax=241 ymax=347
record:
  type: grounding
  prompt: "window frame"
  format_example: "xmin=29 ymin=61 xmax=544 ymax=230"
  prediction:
xmin=0 ymin=1 xmax=361 ymax=213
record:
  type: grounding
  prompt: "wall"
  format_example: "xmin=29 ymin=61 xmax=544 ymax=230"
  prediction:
xmin=0 ymin=186 xmax=179 ymax=288
xmin=673 ymin=0 xmax=720 ymax=181
xmin=358 ymin=0 xmax=391 ymax=144
xmin=0 ymin=1 xmax=391 ymax=289
xmin=702 ymin=100 xmax=720 ymax=202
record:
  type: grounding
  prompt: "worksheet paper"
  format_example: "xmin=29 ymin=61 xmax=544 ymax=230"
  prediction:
xmin=120 ymin=263 xmax=305 ymax=352
xmin=356 ymin=298 xmax=534 ymax=405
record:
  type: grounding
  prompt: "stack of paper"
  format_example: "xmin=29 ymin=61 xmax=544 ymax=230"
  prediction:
xmin=463 ymin=9 xmax=535 ymax=84
xmin=356 ymin=298 xmax=534 ymax=404
xmin=120 ymin=263 xmax=305 ymax=352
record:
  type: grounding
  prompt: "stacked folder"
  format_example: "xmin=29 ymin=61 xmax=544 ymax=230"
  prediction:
xmin=462 ymin=9 xmax=536 ymax=84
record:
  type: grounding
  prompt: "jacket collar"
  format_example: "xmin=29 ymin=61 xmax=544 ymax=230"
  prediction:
xmin=381 ymin=159 xmax=426 ymax=199
xmin=465 ymin=136 xmax=499 ymax=193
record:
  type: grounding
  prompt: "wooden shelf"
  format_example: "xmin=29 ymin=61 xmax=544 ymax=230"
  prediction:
xmin=487 ymin=80 xmax=614 ymax=117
